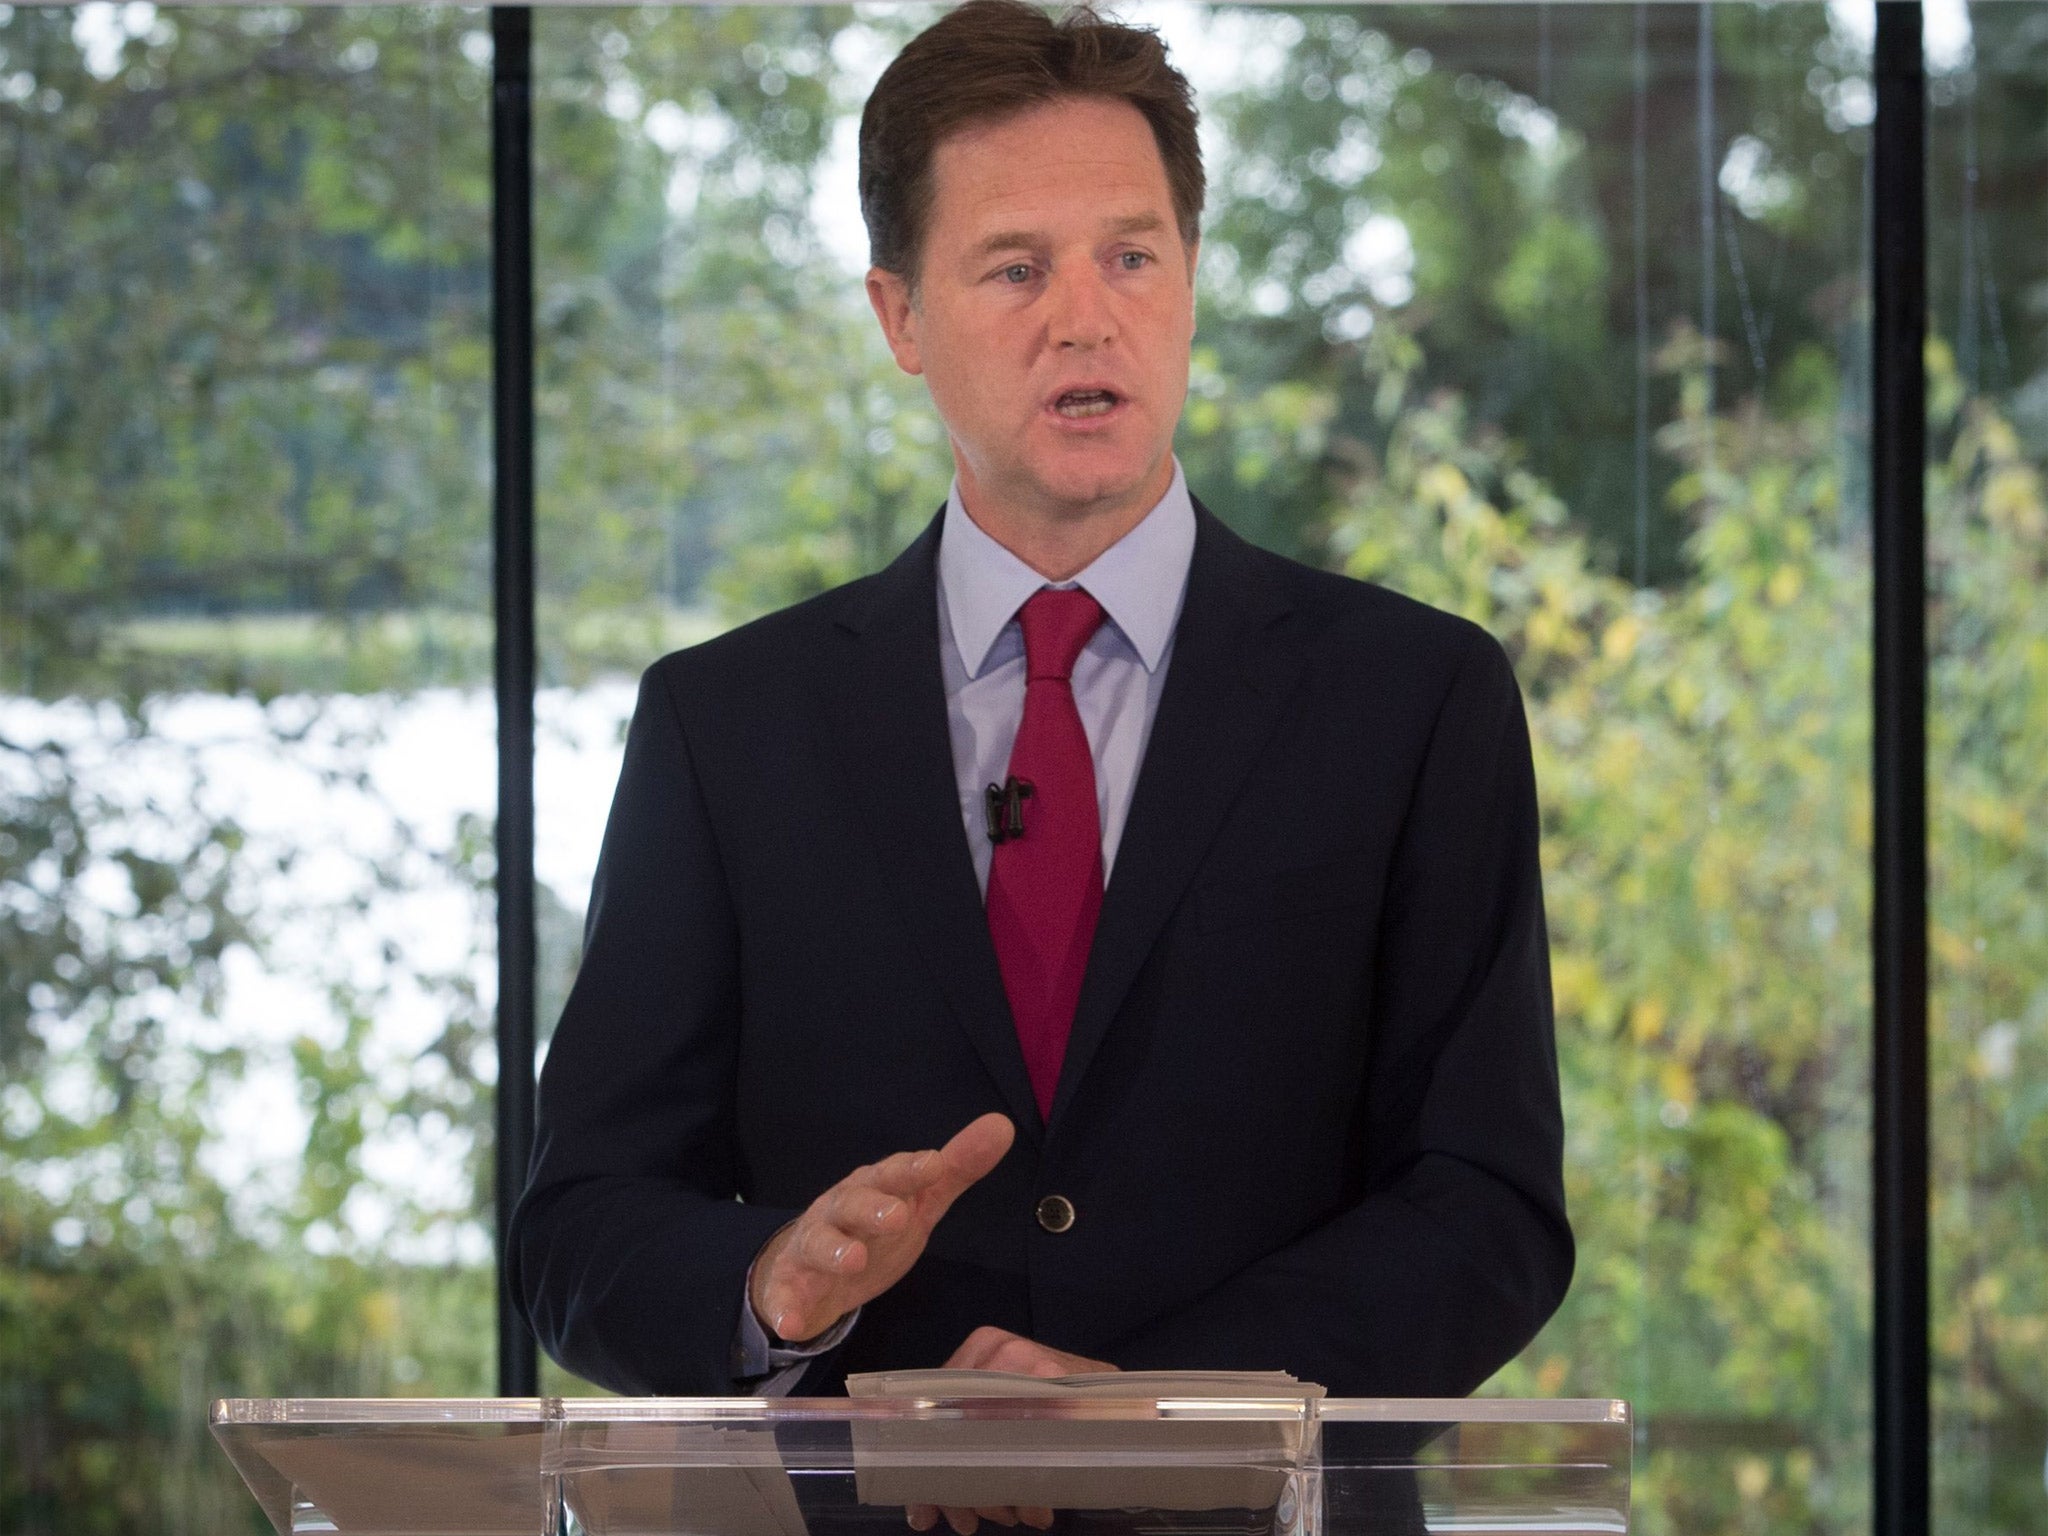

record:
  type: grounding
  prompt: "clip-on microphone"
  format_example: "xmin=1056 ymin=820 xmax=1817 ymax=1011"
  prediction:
xmin=984 ymin=776 xmax=1034 ymax=845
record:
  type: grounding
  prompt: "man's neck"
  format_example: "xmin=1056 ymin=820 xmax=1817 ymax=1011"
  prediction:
xmin=954 ymin=461 xmax=1176 ymax=582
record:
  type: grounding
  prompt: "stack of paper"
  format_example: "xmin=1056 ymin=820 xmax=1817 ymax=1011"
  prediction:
xmin=846 ymin=1370 xmax=1322 ymax=1515
xmin=848 ymin=1370 xmax=1321 ymax=1402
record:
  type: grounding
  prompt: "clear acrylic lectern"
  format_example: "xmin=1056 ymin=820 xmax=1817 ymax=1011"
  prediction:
xmin=211 ymin=1396 xmax=1630 ymax=1536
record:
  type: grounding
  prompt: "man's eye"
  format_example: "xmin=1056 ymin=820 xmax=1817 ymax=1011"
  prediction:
xmin=1000 ymin=264 xmax=1033 ymax=284
xmin=1117 ymin=251 xmax=1150 ymax=270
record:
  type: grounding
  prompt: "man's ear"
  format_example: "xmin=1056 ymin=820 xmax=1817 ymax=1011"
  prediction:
xmin=866 ymin=267 xmax=924 ymax=377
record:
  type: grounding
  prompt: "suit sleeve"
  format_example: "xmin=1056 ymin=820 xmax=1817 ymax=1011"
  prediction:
xmin=1105 ymin=629 xmax=1572 ymax=1396
xmin=507 ymin=663 xmax=798 ymax=1395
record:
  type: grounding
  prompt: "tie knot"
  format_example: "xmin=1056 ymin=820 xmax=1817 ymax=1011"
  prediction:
xmin=1018 ymin=587 xmax=1106 ymax=682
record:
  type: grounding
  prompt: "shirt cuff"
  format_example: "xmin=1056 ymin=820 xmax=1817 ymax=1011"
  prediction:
xmin=731 ymin=1257 xmax=859 ymax=1393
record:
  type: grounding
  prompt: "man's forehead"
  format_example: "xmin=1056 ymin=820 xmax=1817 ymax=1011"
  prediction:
xmin=928 ymin=102 xmax=1176 ymax=241
xmin=938 ymin=91 xmax=1155 ymax=154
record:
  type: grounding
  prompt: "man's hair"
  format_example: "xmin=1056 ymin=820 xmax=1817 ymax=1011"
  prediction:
xmin=858 ymin=0 xmax=1204 ymax=286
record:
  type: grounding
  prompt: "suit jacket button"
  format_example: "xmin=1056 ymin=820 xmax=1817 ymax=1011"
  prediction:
xmin=1035 ymin=1194 xmax=1076 ymax=1234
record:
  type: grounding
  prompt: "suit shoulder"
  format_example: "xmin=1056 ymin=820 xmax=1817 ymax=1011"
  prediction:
xmin=1247 ymin=541 xmax=1504 ymax=676
xmin=641 ymin=569 xmax=886 ymax=699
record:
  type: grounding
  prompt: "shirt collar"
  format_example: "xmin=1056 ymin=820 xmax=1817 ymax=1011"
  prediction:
xmin=938 ymin=460 xmax=1196 ymax=681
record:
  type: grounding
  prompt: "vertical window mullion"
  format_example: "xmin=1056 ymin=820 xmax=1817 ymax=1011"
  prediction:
xmin=491 ymin=1 xmax=540 ymax=1402
xmin=1870 ymin=4 xmax=1929 ymax=1533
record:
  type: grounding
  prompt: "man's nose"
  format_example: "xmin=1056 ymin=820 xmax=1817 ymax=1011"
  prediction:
xmin=1047 ymin=266 xmax=1116 ymax=349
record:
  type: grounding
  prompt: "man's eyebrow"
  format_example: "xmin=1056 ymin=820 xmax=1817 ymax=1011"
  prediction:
xmin=967 ymin=212 xmax=1169 ymax=260
xmin=1102 ymin=212 xmax=1169 ymax=239
xmin=969 ymin=230 xmax=1042 ymax=260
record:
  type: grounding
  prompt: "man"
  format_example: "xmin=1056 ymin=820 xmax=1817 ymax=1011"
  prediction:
xmin=510 ymin=0 xmax=1570 ymax=1400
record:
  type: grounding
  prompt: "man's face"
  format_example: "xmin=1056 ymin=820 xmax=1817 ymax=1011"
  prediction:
xmin=867 ymin=95 xmax=1198 ymax=527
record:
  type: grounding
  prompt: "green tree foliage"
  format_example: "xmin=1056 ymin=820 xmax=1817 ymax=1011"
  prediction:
xmin=2 ymin=9 xmax=499 ymax=1531
xmin=1304 ymin=324 xmax=2045 ymax=1531
xmin=0 ymin=5 xmax=495 ymax=698
xmin=1325 ymin=322 xmax=1871 ymax=1531
xmin=532 ymin=6 xmax=949 ymax=677
xmin=1925 ymin=342 xmax=2048 ymax=1535
xmin=1181 ymin=3 xmax=1883 ymax=581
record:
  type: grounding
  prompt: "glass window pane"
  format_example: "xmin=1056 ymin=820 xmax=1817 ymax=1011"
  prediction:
xmin=1232 ymin=9 xmax=1874 ymax=1530
xmin=1928 ymin=5 xmax=2048 ymax=1531
xmin=531 ymin=9 xmax=946 ymax=1143
xmin=0 ymin=6 xmax=494 ymax=1527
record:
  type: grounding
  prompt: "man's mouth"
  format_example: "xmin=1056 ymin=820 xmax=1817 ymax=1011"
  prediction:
xmin=1052 ymin=388 xmax=1121 ymax=419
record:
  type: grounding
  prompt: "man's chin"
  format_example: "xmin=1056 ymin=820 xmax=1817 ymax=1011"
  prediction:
xmin=1021 ymin=454 xmax=1172 ymax=520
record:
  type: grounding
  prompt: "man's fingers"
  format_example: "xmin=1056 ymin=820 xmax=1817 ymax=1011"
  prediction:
xmin=865 ymin=1147 xmax=948 ymax=1199
xmin=796 ymin=1221 xmax=868 ymax=1275
xmin=941 ymin=1325 xmax=1117 ymax=1377
xmin=859 ymin=1113 xmax=1015 ymax=1224
xmin=943 ymin=1509 xmax=980 ymax=1536
xmin=926 ymin=1113 xmax=1016 ymax=1207
xmin=950 ymin=1327 xmax=1032 ymax=1368
xmin=987 ymin=1336 xmax=1062 ymax=1376
xmin=828 ymin=1182 xmax=910 ymax=1236
xmin=753 ymin=1222 xmax=830 ymax=1340
xmin=762 ymin=1253 xmax=860 ymax=1341
xmin=759 ymin=1274 xmax=829 ymax=1342
xmin=907 ymin=1503 xmax=1047 ymax=1532
xmin=765 ymin=1116 xmax=1016 ymax=1345
xmin=944 ymin=1324 xmax=1013 ymax=1371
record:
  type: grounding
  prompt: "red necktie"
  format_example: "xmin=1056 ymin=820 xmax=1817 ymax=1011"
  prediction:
xmin=986 ymin=587 xmax=1108 ymax=1121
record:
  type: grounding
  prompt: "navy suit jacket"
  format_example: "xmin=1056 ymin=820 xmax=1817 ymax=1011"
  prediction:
xmin=509 ymin=501 xmax=1572 ymax=1396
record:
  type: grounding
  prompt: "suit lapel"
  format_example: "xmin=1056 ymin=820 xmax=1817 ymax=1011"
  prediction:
xmin=1046 ymin=506 xmax=1305 ymax=1133
xmin=813 ymin=518 xmax=1046 ymax=1143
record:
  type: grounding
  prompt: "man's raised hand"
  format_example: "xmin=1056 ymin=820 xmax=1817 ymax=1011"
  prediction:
xmin=749 ymin=1112 xmax=1016 ymax=1345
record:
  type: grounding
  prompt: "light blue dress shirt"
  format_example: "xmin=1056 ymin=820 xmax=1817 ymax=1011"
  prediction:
xmin=733 ymin=462 xmax=1198 ymax=1390
xmin=939 ymin=461 xmax=1196 ymax=893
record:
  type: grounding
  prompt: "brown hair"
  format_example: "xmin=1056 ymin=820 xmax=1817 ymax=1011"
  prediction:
xmin=858 ymin=0 xmax=1204 ymax=285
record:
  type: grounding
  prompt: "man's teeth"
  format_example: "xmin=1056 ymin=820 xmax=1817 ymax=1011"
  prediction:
xmin=1055 ymin=391 xmax=1116 ymax=418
